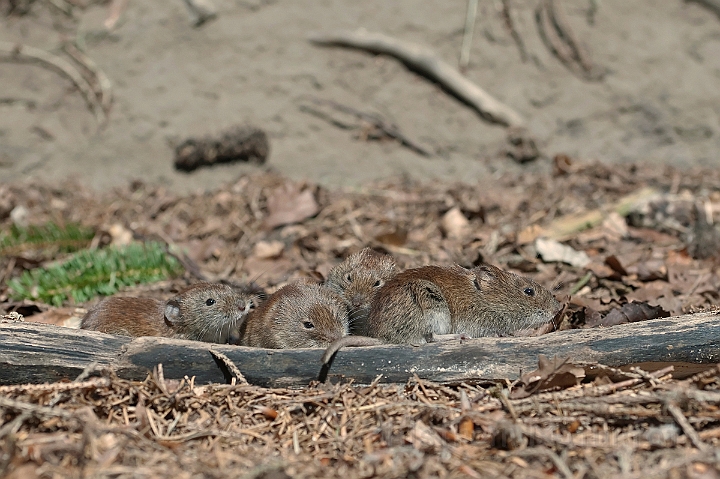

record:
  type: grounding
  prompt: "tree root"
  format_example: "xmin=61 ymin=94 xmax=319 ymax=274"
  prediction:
xmin=309 ymin=29 xmax=525 ymax=128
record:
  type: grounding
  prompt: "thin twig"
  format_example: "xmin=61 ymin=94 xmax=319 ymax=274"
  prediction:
xmin=546 ymin=0 xmax=594 ymax=74
xmin=459 ymin=0 xmax=479 ymax=70
xmin=513 ymin=446 xmax=574 ymax=479
xmin=501 ymin=0 xmax=528 ymax=62
xmin=665 ymin=402 xmax=709 ymax=452
xmin=299 ymin=96 xmax=432 ymax=157
xmin=0 ymin=396 xmax=75 ymax=419
xmin=0 ymin=377 xmax=111 ymax=395
xmin=74 ymin=361 xmax=100 ymax=382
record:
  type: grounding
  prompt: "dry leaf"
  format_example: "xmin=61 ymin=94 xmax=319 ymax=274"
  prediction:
xmin=241 ymin=257 xmax=294 ymax=285
xmin=263 ymin=183 xmax=319 ymax=230
xmin=687 ymin=462 xmax=720 ymax=479
xmin=253 ymin=240 xmax=284 ymax=259
xmin=604 ymin=254 xmax=629 ymax=276
xmin=586 ymin=301 xmax=670 ymax=328
xmin=510 ymin=355 xmax=586 ymax=399
xmin=459 ymin=418 xmax=474 ymax=441
xmin=535 ymin=237 xmax=590 ymax=267
xmin=108 ymin=223 xmax=133 ymax=246
xmin=406 ymin=420 xmax=445 ymax=452
xmin=441 ymin=207 xmax=469 ymax=239
xmin=601 ymin=211 xmax=629 ymax=240
xmin=375 ymin=229 xmax=407 ymax=247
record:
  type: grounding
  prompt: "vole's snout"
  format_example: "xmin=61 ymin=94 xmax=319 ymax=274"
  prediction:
xmin=238 ymin=300 xmax=247 ymax=313
xmin=350 ymin=293 xmax=366 ymax=308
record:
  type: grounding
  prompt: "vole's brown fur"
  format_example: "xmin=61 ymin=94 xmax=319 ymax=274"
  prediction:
xmin=321 ymin=264 xmax=562 ymax=363
xmin=368 ymin=264 xmax=561 ymax=343
xmin=81 ymin=282 xmax=262 ymax=344
xmin=324 ymin=248 xmax=398 ymax=335
xmin=239 ymin=280 xmax=350 ymax=349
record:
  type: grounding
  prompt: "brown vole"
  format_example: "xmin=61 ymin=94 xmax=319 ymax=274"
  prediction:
xmin=324 ymin=247 xmax=398 ymax=335
xmin=81 ymin=282 xmax=263 ymax=344
xmin=239 ymin=280 xmax=350 ymax=349
xmin=321 ymin=264 xmax=562 ymax=363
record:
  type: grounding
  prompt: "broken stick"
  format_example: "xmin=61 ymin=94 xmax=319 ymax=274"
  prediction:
xmin=299 ymin=96 xmax=432 ymax=156
xmin=518 ymin=186 xmax=660 ymax=244
xmin=309 ymin=29 xmax=525 ymax=128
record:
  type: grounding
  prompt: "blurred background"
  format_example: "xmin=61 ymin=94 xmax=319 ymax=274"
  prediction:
xmin=1 ymin=0 xmax=718 ymax=192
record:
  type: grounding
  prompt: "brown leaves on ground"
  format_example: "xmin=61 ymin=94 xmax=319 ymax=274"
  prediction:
xmin=263 ymin=182 xmax=319 ymax=230
xmin=510 ymin=355 xmax=585 ymax=399
xmin=0 ymin=160 xmax=719 ymax=330
xmin=584 ymin=300 xmax=670 ymax=328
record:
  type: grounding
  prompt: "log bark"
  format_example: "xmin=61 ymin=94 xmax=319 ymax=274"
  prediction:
xmin=1 ymin=310 xmax=719 ymax=387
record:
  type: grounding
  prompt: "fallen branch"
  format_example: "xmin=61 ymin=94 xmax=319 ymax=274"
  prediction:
xmin=0 ymin=42 xmax=105 ymax=124
xmin=309 ymin=29 xmax=525 ymax=128
xmin=518 ymin=186 xmax=659 ymax=244
xmin=1 ymin=310 xmax=719 ymax=387
xmin=666 ymin=402 xmax=709 ymax=452
xmin=298 ymin=96 xmax=432 ymax=156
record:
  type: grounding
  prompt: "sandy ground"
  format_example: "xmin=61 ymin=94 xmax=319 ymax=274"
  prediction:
xmin=0 ymin=0 xmax=719 ymax=193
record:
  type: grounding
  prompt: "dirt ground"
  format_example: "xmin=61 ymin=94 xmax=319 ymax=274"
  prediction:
xmin=1 ymin=0 xmax=719 ymax=192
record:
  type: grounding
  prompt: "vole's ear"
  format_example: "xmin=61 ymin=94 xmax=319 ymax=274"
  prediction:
xmin=409 ymin=279 xmax=446 ymax=306
xmin=473 ymin=265 xmax=497 ymax=290
xmin=164 ymin=299 xmax=181 ymax=325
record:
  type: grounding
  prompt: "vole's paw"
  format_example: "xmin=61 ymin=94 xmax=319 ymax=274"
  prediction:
xmin=430 ymin=333 xmax=472 ymax=343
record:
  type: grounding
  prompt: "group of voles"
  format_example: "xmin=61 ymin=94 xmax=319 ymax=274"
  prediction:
xmin=82 ymin=248 xmax=562 ymax=357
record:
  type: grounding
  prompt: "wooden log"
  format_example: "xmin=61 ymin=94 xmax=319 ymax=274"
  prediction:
xmin=1 ymin=311 xmax=719 ymax=387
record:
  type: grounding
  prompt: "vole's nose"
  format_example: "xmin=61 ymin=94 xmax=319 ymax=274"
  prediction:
xmin=351 ymin=294 xmax=365 ymax=308
xmin=238 ymin=300 xmax=246 ymax=312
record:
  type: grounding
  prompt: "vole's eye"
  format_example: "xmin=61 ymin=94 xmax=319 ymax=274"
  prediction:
xmin=205 ymin=298 xmax=216 ymax=306
xmin=373 ymin=280 xmax=382 ymax=288
xmin=524 ymin=287 xmax=535 ymax=297
xmin=303 ymin=321 xmax=315 ymax=329
xmin=346 ymin=274 xmax=352 ymax=282
xmin=473 ymin=278 xmax=481 ymax=290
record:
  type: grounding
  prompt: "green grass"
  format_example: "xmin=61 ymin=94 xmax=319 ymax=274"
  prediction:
xmin=0 ymin=222 xmax=95 ymax=258
xmin=7 ymin=242 xmax=184 ymax=306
